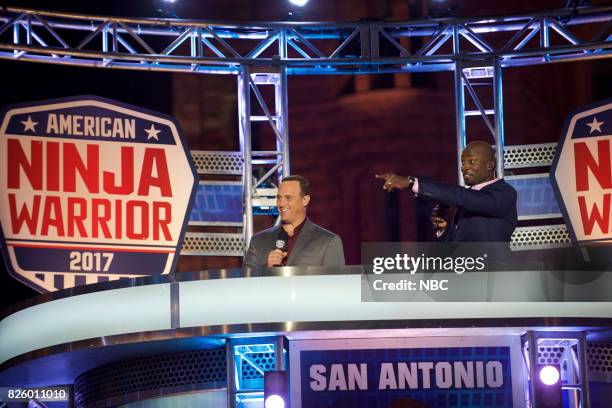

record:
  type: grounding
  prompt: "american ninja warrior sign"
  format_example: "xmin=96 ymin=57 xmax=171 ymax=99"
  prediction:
xmin=0 ymin=96 xmax=197 ymax=292
xmin=550 ymin=98 xmax=612 ymax=245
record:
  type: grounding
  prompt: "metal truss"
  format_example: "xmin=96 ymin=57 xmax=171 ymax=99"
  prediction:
xmin=523 ymin=331 xmax=591 ymax=407
xmin=455 ymin=60 xmax=505 ymax=183
xmin=229 ymin=337 xmax=285 ymax=408
xmin=239 ymin=67 xmax=290 ymax=247
xmin=0 ymin=6 xmax=610 ymax=74
xmin=1 ymin=5 xmax=611 ymax=249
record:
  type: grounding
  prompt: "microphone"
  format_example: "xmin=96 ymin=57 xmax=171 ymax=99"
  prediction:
xmin=432 ymin=204 xmax=450 ymax=231
xmin=275 ymin=228 xmax=289 ymax=252
xmin=271 ymin=228 xmax=289 ymax=267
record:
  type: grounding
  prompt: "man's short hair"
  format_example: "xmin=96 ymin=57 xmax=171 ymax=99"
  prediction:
xmin=282 ymin=175 xmax=310 ymax=197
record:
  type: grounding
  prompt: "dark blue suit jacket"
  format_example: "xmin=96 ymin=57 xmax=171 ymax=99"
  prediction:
xmin=418 ymin=179 xmax=518 ymax=243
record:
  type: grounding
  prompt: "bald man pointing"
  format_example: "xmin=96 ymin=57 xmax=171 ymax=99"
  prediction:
xmin=376 ymin=141 xmax=517 ymax=242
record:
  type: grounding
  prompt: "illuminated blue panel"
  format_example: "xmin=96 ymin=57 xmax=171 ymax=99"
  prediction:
xmin=236 ymin=392 xmax=264 ymax=408
xmin=189 ymin=183 xmax=243 ymax=225
xmin=505 ymin=175 xmax=561 ymax=220
xmin=234 ymin=343 xmax=277 ymax=392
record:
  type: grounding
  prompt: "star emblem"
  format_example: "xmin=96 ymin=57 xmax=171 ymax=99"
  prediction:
xmin=21 ymin=116 xmax=38 ymax=133
xmin=145 ymin=124 xmax=161 ymax=141
xmin=586 ymin=117 xmax=604 ymax=134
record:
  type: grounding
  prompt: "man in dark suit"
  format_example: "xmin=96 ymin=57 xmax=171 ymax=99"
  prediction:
xmin=243 ymin=175 xmax=345 ymax=267
xmin=376 ymin=141 xmax=517 ymax=242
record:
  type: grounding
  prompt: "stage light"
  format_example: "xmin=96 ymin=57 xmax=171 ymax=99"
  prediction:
xmin=534 ymin=364 xmax=563 ymax=408
xmin=539 ymin=365 xmax=560 ymax=386
xmin=288 ymin=0 xmax=309 ymax=7
xmin=264 ymin=371 xmax=289 ymax=408
xmin=154 ymin=0 xmax=179 ymax=17
xmin=427 ymin=0 xmax=456 ymax=18
xmin=264 ymin=394 xmax=286 ymax=408
xmin=287 ymin=0 xmax=308 ymax=20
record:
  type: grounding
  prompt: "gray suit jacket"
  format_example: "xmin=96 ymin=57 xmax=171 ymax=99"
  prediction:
xmin=243 ymin=218 xmax=345 ymax=267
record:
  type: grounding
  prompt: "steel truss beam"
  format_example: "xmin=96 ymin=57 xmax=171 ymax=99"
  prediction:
xmin=454 ymin=59 xmax=505 ymax=184
xmin=523 ymin=331 xmax=591 ymax=407
xmin=229 ymin=338 xmax=285 ymax=407
xmin=1 ymin=6 xmax=611 ymax=251
xmin=239 ymin=67 xmax=290 ymax=247
xmin=0 ymin=6 xmax=610 ymax=74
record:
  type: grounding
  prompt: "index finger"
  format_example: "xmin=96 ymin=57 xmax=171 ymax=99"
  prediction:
xmin=375 ymin=173 xmax=390 ymax=180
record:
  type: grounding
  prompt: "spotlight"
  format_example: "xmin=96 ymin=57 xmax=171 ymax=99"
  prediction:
xmin=427 ymin=0 xmax=456 ymax=18
xmin=287 ymin=0 xmax=309 ymax=20
xmin=534 ymin=364 xmax=563 ymax=408
xmin=264 ymin=394 xmax=285 ymax=408
xmin=288 ymin=0 xmax=309 ymax=7
xmin=539 ymin=365 xmax=560 ymax=386
xmin=154 ymin=0 xmax=179 ymax=18
xmin=264 ymin=371 xmax=289 ymax=408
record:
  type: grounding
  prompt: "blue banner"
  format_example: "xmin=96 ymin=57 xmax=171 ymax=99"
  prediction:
xmin=299 ymin=346 xmax=513 ymax=408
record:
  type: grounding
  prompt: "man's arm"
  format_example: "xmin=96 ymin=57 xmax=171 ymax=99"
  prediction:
xmin=244 ymin=234 xmax=287 ymax=267
xmin=418 ymin=180 xmax=516 ymax=218
xmin=322 ymin=235 xmax=346 ymax=266
xmin=243 ymin=238 xmax=259 ymax=268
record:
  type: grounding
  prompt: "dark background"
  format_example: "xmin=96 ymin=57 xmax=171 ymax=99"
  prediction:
xmin=0 ymin=0 xmax=611 ymax=309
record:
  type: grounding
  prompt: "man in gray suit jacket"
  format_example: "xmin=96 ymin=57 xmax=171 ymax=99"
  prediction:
xmin=243 ymin=175 xmax=345 ymax=267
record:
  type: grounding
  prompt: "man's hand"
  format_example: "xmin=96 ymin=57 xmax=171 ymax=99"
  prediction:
xmin=430 ymin=204 xmax=449 ymax=230
xmin=375 ymin=173 xmax=410 ymax=192
xmin=267 ymin=249 xmax=287 ymax=267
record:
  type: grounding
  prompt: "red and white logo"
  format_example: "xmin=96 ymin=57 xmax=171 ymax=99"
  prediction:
xmin=0 ymin=96 xmax=197 ymax=292
xmin=550 ymin=99 xmax=612 ymax=245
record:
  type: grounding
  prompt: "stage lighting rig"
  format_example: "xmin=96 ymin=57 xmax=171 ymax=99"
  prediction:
xmin=534 ymin=364 xmax=563 ymax=408
xmin=264 ymin=371 xmax=289 ymax=408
